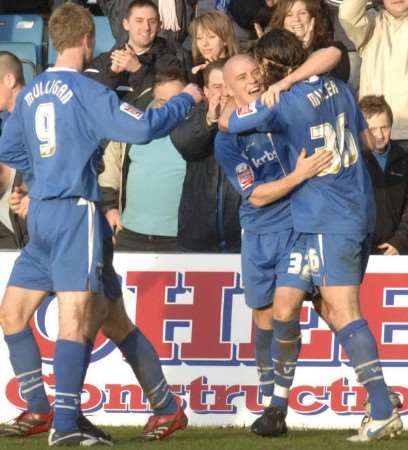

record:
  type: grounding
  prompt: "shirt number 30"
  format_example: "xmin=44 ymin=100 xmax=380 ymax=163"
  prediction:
xmin=310 ymin=112 xmax=358 ymax=176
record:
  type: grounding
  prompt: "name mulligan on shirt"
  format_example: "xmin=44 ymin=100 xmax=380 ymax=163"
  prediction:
xmin=24 ymin=80 xmax=74 ymax=106
xmin=307 ymin=80 xmax=339 ymax=108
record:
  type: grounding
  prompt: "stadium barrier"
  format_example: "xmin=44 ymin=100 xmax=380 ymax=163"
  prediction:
xmin=0 ymin=252 xmax=407 ymax=429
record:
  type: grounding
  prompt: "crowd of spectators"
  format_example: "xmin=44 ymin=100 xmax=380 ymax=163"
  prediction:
xmin=0 ymin=0 xmax=407 ymax=255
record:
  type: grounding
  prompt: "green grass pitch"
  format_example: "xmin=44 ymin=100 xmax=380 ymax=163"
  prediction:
xmin=0 ymin=427 xmax=405 ymax=450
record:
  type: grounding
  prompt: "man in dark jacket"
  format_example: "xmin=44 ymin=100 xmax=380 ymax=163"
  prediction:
xmin=85 ymin=0 xmax=190 ymax=109
xmin=98 ymin=0 xmax=195 ymax=44
xmin=360 ymin=95 xmax=408 ymax=255
xmin=170 ymin=59 xmax=241 ymax=252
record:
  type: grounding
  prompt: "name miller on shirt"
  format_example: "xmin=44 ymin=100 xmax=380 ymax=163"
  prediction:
xmin=24 ymin=80 xmax=74 ymax=106
xmin=307 ymin=80 xmax=339 ymax=108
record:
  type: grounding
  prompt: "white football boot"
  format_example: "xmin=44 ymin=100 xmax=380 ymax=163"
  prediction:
xmin=347 ymin=409 xmax=403 ymax=442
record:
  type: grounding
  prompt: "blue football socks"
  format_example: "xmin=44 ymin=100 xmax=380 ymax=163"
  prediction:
xmin=271 ymin=319 xmax=301 ymax=412
xmin=4 ymin=327 xmax=50 ymax=414
xmin=53 ymin=339 xmax=88 ymax=432
xmin=255 ymin=327 xmax=274 ymax=399
xmin=337 ymin=319 xmax=393 ymax=420
xmin=118 ymin=328 xmax=177 ymax=416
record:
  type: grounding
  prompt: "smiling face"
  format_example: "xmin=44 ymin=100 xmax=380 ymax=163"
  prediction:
xmin=123 ymin=5 xmax=160 ymax=53
xmin=204 ymin=68 xmax=229 ymax=101
xmin=223 ymin=55 xmax=262 ymax=106
xmin=383 ymin=0 xmax=408 ymax=17
xmin=283 ymin=1 xmax=312 ymax=42
xmin=366 ymin=112 xmax=392 ymax=153
xmin=195 ymin=25 xmax=226 ymax=62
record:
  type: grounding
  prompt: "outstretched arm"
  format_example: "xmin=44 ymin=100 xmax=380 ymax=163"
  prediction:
xmin=89 ymin=83 xmax=203 ymax=145
xmin=262 ymin=47 xmax=342 ymax=107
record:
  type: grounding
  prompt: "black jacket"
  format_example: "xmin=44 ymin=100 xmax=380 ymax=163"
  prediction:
xmin=0 ymin=171 xmax=28 ymax=250
xmin=170 ymin=103 xmax=241 ymax=253
xmin=97 ymin=0 xmax=196 ymax=44
xmin=84 ymin=37 xmax=190 ymax=110
xmin=364 ymin=142 xmax=408 ymax=254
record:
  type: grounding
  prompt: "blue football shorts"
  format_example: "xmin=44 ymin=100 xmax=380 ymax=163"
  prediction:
xmin=302 ymin=232 xmax=372 ymax=286
xmin=241 ymin=229 xmax=312 ymax=310
xmin=8 ymin=197 xmax=122 ymax=299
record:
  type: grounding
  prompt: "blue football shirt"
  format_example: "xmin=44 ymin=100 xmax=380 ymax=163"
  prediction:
xmin=228 ymin=76 xmax=375 ymax=234
xmin=215 ymin=130 xmax=292 ymax=233
xmin=0 ymin=68 xmax=195 ymax=202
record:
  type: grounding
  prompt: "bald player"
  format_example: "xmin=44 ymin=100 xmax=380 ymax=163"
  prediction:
xmin=215 ymin=54 xmax=331 ymax=437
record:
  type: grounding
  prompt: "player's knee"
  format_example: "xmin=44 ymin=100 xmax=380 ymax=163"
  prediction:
xmin=273 ymin=301 xmax=301 ymax=322
xmin=0 ymin=305 xmax=29 ymax=334
xmin=252 ymin=306 xmax=274 ymax=329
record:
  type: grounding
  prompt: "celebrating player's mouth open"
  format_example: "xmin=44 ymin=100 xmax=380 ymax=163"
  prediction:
xmin=216 ymin=28 xmax=402 ymax=443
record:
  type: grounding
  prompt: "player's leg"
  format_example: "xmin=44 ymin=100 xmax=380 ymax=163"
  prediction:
xmin=47 ymin=199 xmax=111 ymax=446
xmin=269 ymin=287 xmax=304 ymax=413
xmin=310 ymin=233 xmax=402 ymax=441
xmin=251 ymin=232 xmax=312 ymax=437
xmin=0 ymin=286 xmax=52 ymax=437
xmin=252 ymin=306 xmax=275 ymax=405
xmin=50 ymin=290 xmax=110 ymax=447
xmin=0 ymin=242 xmax=55 ymax=437
xmin=320 ymin=284 xmax=402 ymax=440
xmin=241 ymin=230 xmax=277 ymax=411
xmin=100 ymin=238 xmax=186 ymax=440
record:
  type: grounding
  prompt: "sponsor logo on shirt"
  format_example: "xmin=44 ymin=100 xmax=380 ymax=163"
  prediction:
xmin=236 ymin=101 xmax=257 ymax=118
xmin=120 ymin=102 xmax=144 ymax=119
xmin=236 ymin=163 xmax=254 ymax=190
xmin=251 ymin=150 xmax=278 ymax=168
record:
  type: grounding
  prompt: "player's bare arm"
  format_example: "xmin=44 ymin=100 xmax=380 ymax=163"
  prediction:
xmin=249 ymin=149 xmax=332 ymax=207
xmin=262 ymin=47 xmax=342 ymax=108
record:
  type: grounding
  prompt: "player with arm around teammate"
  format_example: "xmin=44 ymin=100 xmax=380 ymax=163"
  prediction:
xmin=0 ymin=3 xmax=202 ymax=447
xmin=226 ymin=29 xmax=402 ymax=442
xmin=215 ymin=53 xmax=332 ymax=437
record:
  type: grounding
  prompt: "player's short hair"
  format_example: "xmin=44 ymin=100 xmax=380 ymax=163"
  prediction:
xmin=359 ymin=95 xmax=394 ymax=124
xmin=126 ymin=0 xmax=159 ymax=19
xmin=49 ymin=3 xmax=95 ymax=54
xmin=254 ymin=28 xmax=307 ymax=86
xmin=203 ymin=59 xmax=227 ymax=87
xmin=0 ymin=51 xmax=24 ymax=86
xmin=153 ymin=66 xmax=187 ymax=90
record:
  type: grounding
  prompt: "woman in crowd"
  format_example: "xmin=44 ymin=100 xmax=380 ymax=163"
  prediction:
xmin=189 ymin=10 xmax=239 ymax=85
xmin=269 ymin=0 xmax=349 ymax=81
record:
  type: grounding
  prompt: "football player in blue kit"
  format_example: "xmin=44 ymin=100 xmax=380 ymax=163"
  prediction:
xmin=215 ymin=54 xmax=332 ymax=437
xmin=0 ymin=3 xmax=202 ymax=447
xmin=226 ymin=29 xmax=402 ymax=442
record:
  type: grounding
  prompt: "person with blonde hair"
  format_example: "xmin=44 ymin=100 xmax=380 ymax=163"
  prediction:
xmin=0 ymin=2 xmax=201 ymax=446
xmin=189 ymin=10 xmax=238 ymax=84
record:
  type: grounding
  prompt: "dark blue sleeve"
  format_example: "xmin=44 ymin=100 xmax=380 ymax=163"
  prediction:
xmin=356 ymin=106 xmax=368 ymax=134
xmin=228 ymin=99 xmax=283 ymax=135
xmin=215 ymin=132 xmax=263 ymax=200
xmin=88 ymin=87 xmax=195 ymax=145
xmin=0 ymin=105 xmax=32 ymax=174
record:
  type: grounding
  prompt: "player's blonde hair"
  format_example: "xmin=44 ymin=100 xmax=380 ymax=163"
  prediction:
xmin=49 ymin=3 xmax=95 ymax=54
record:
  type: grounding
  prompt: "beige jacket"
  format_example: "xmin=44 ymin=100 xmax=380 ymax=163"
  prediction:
xmin=339 ymin=1 xmax=408 ymax=139
xmin=98 ymin=141 xmax=126 ymax=212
